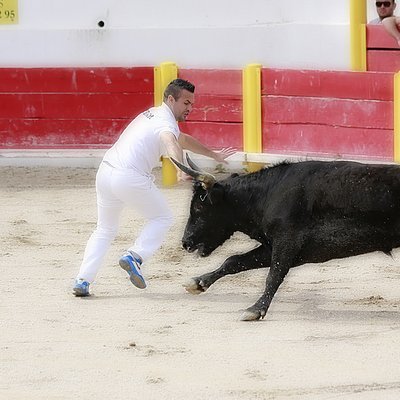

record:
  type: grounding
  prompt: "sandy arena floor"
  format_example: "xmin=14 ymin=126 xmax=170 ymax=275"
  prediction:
xmin=1 ymin=165 xmax=400 ymax=400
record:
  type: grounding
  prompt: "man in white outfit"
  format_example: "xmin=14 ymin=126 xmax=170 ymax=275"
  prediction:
xmin=73 ymin=79 xmax=235 ymax=296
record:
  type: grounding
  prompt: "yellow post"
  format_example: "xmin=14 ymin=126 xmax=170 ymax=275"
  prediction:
xmin=154 ymin=66 xmax=161 ymax=106
xmin=350 ymin=0 xmax=367 ymax=71
xmin=243 ymin=63 xmax=264 ymax=172
xmin=154 ymin=62 xmax=178 ymax=186
xmin=394 ymin=72 xmax=400 ymax=162
xmin=154 ymin=62 xmax=178 ymax=107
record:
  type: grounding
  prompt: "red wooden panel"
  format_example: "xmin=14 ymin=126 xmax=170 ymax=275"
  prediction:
xmin=179 ymin=121 xmax=243 ymax=149
xmin=367 ymin=25 xmax=399 ymax=49
xmin=179 ymin=69 xmax=242 ymax=95
xmin=263 ymin=123 xmax=393 ymax=161
xmin=262 ymin=68 xmax=394 ymax=101
xmin=0 ymin=118 xmax=129 ymax=148
xmin=0 ymin=93 xmax=153 ymax=119
xmin=187 ymin=95 xmax=242 ymax=122
xmin=1 ymin=119 xmax=242 ymax=150
xmin=367 ymin=50 xmax=400 ymax=72
xmin=262 ymin=96 xmax=393 ymax=129
xmin=178 ymin=70 xmax=242 ymax=123
xmin=0 ymin=67 xmax=154 ymax=93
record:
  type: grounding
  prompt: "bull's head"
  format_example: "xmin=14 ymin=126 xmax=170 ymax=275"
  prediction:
xmin=171 ymin=154 xmax=235 ymax=257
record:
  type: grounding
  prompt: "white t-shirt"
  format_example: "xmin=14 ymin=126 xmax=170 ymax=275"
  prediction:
xmin=103 ymin=102 xmax=180 ymax=175
xmin=369 ymin=17 xmax=383 ymax=24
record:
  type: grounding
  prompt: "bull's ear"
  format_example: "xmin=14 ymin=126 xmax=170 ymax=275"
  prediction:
xmin=208 ymin=184 xmax=224 ymax=205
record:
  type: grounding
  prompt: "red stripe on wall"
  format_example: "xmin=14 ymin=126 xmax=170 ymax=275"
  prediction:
xmin=180 ymin=121 xmax=243 ymax=150
xmin=0 ymin=67 xmax=154 ymax=93
xmin=178 ymin=69 xmax=242 ymax=96
xmin=0 ymin=93 xmax=153 ymax=119
xmin=262 ymin=96 xmax=393 ymax=130
xmin=262 ymin=68 xmax=393 ymax=101
xmin=367 ymin=50 xmax=400 ymax=73
xmin=188 ymin=95 xmax=242 ymax=123
xmin=264 ymin=124 xmax=393 ymax=161
xmin=0 ymin=118 xmax=129 ymax=148
xmin=367 ymin=25 xmax=399 ymax=49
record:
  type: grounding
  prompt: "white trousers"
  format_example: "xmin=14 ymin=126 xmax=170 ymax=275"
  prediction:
xmin=76 ymin=162 xmax=174 ymax=283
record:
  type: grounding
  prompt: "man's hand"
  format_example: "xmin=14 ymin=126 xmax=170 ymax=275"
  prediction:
xmin=212 ymin=147 xmax=236 ymax=164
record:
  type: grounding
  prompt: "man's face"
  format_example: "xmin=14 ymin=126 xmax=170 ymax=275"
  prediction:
xmin=167 ymin=89 xmax=194 ymax=122
xmin=376 ymin=1 xmax=396 ymax=19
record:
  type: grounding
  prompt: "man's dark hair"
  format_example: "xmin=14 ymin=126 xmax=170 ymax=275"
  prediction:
xmin=163 ymin=79 xmax=195 ymax=101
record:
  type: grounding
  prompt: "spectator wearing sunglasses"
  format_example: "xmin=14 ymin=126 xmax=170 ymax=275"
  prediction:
xmin=369 ymin=1 xmax=396 ymax=24
xmin=370 ymin=1 xmax=400 ymax=46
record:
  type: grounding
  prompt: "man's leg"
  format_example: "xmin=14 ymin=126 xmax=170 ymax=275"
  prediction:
xmin=76 ymin=165 xmax=124 ymax=284
xmin=128 ymin=183 xmax=173 ymax=261
xmin=112 ymin=174 xmax=174 ymax=262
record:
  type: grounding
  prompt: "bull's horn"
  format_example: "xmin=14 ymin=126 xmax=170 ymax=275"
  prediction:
xmin=170 ymin=157 xmax=216 ymax=189
xmin=186 ymin=153 xmax=203 ymax=172
xmin=185 ymin=155 xmax=217 ymax=188
xmin=170 ymin=157 xmax=201 ymax=179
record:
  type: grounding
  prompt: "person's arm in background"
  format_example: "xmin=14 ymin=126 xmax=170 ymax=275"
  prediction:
xmin=178 ymin=132 xmax=235 ymax=163
xmin=382 ymin=16 xmax=400 ymax=46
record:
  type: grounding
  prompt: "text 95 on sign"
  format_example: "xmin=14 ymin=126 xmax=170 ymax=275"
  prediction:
xmin=0 ymin=0 xmax=18 ymax=24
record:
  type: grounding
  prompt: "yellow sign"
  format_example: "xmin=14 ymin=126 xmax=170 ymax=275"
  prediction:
xmin=0 ymin=0 xmax=18 ymax=25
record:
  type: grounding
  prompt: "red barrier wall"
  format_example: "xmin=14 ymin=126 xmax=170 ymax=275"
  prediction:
xmin=261 ymin=68 xmax=394 ymax=161
xmin=0 ymin=67 xmax=154 ymax=149
xmin=178 ymin=69 xmax=243 ymax=150
xmin=0 ymin=66 xmax=396 ymax=163
xmin=367 ymin=25 xmax=400 ymax=72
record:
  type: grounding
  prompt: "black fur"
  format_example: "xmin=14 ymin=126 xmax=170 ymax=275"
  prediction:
xmin=181 ymin=160 xmax=400 ymax=320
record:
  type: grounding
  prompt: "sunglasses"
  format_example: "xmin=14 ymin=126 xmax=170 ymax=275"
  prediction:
xmin=376 ymin=1 xmax=392 ymax=7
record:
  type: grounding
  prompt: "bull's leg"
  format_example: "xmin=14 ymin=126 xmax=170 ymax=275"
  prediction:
xmin=184 ymin=244 xmax=272 ymax=294
xmin=240 ymin=265 xmax=290 ymax=321
xmin=241 ymin=243 xmax=295 ymax=321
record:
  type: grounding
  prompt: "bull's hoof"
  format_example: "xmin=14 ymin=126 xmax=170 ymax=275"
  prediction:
xmin=240 ymin=307 xmax=266 ymax=321
xmin=183 ymin=277 xmax=207 ymax=295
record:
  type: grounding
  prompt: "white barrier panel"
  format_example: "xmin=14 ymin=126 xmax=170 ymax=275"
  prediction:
xmin=16 ymin=0 xmax=349 ymax=28
xmin=0 ymin=25 xmax=349 ymax=70
xmin=0 ymin=0 xmax=351 ymax=69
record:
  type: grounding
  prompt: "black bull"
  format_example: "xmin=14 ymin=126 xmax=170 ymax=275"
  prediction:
xmin=172 ymin=156 xmax=400 ymax=321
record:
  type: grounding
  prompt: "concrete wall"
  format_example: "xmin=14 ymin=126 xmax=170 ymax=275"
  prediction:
xmin=1 ymin=0 xmax=352 ymax=70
